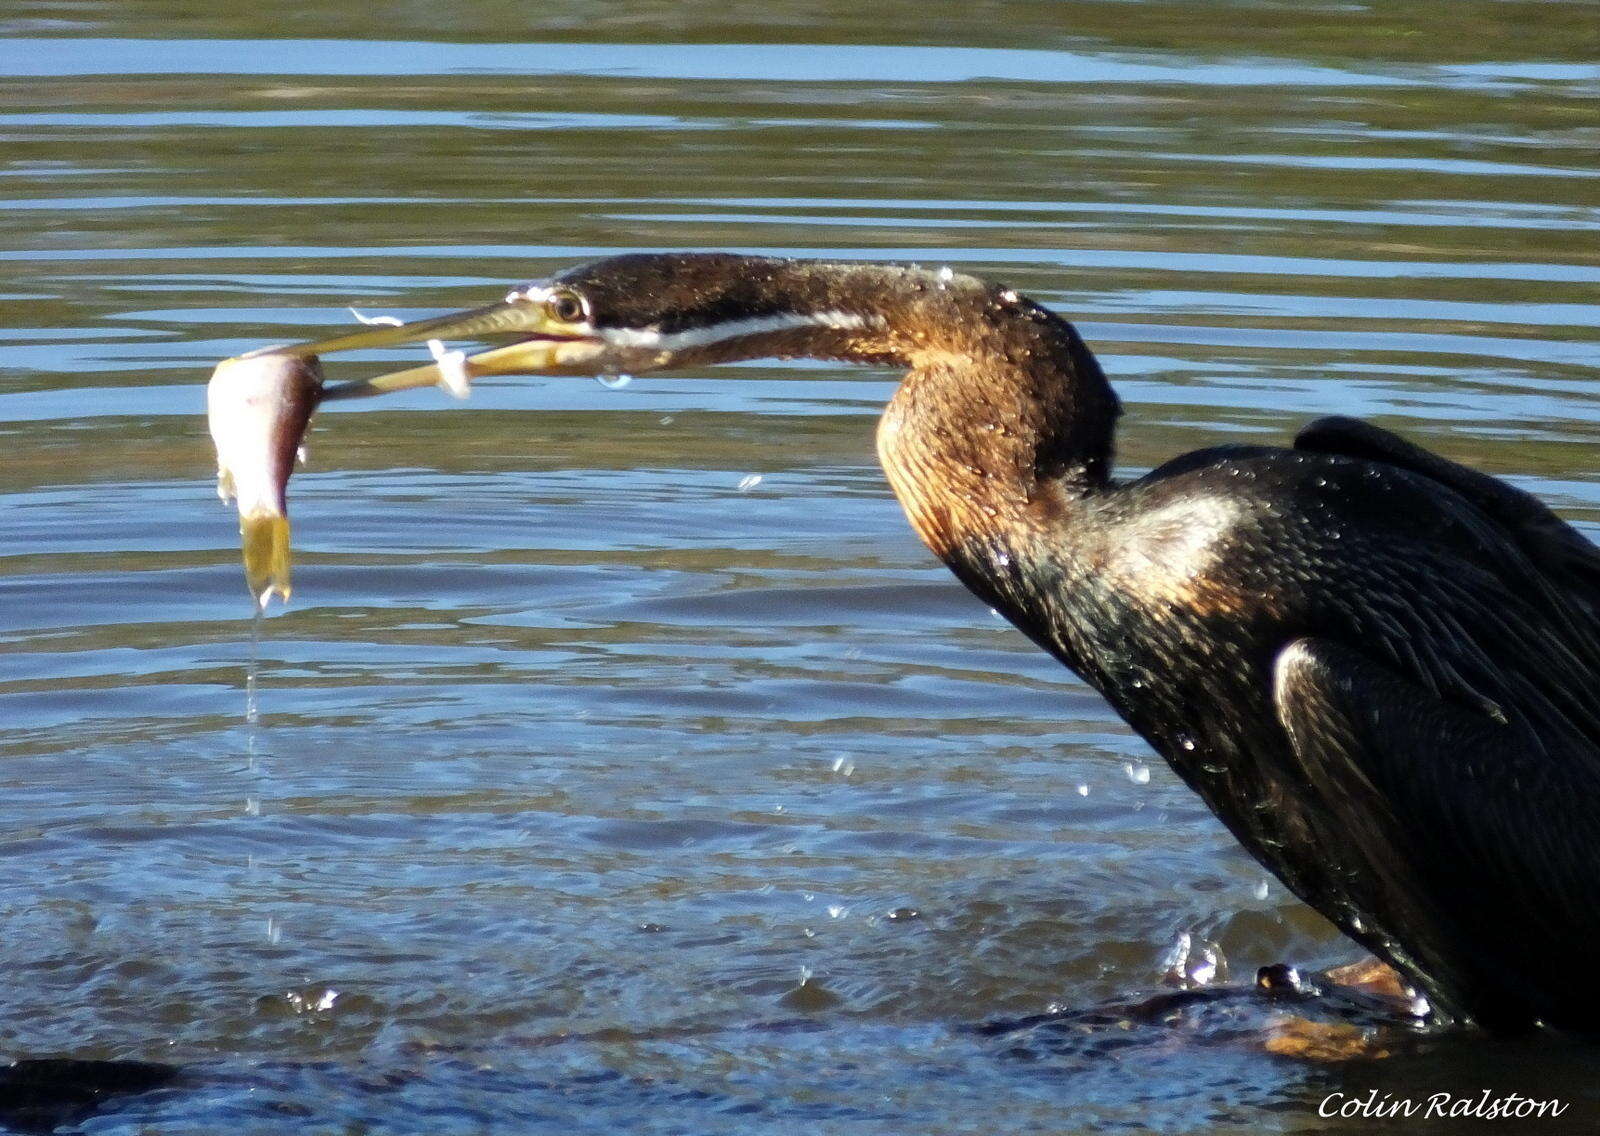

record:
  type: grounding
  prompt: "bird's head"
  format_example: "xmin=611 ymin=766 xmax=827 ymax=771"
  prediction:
xmin=259 ymin=252 xmax=887 ymax=397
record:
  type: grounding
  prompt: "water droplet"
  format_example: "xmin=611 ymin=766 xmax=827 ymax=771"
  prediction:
xmin=1256 ymin=963 xmax=1302 ymax=994
xmin=1076 ymin=783 xmax=1090 ymax=797
xmin=1123 ymin=761 xmax=1151 ymax=785
xmin=831 ymin=756 xmax=856 ymax=777
xmin=245 ymin=607 xmax=264 ymax=726
xmin=995 ymin=552 xmax=1011 ymax=568
xmin=427 ymin=339 xmax=470 ymax=399
xmin=936 ymin=265 xmax=954 ymax=289
xmin=780 ymin=972 xmax=844 ymax=1011
xmin=1161 ymin=932 xmax=1228 ymax=989
xmin=737 ymin=473 xmax=763 ymax=492
xmin=348 ymin=307 xmax=404 ymax=328
xmin=1254 ymin=878 xmax=1270 ymax=901
xmin=827 ymin=905 xmax=846 ymax=919
xmin=1178 ymin=735 xmax=1196 ymax=751
xmin=596 ymin=372 xmax=633 ymax=390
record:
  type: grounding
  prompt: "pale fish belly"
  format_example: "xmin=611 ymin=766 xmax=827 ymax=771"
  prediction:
xmin=206 ymin=353 xmax=323 ymax=608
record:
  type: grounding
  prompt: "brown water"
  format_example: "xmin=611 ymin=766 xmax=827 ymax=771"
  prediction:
xmin=2 ymin=2 xmax=1599 ymax=1132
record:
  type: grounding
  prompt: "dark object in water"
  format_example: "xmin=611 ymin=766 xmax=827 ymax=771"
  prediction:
xmin=977 ymin=963 xmax=1410 ymax=1063
xmin=259 ymin=254 xmax=1600 ymax=1034
xmin=0 ymin=1058 xmax=179 ymax=1133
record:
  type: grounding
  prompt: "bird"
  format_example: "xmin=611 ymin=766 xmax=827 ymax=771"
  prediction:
xmin=276 ymin=253 xmax=1600 ymax=1034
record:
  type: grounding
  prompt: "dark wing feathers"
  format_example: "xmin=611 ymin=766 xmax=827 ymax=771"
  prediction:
xmin=1271 ymin=419 xmax=1600 ymax=1027
xmin=1296 ymin=415 xmax=1600 ymax=617
xmin=1306 ymin=427 xmax=1600 ymax=753
xmin=1275 ymin=637 xmax=1600 ymax=1028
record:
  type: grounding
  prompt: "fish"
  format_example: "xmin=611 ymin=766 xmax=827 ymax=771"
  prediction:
xmin=206 ymin=352 xmax=323 ymax=608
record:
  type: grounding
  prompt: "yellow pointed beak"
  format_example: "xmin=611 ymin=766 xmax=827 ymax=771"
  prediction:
xmin=210 ymin=293 xmax=599 ymax=607
xmin=251 ymin=297 xmax=600 ymax=402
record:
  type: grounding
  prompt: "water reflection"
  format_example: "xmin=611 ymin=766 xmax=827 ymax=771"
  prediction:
xmin=1 ymin=0 xmax=1597 ymax=1131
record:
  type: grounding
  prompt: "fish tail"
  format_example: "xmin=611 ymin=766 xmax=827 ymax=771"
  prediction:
xmin=240 ymin=510 xmax=292 ymax=608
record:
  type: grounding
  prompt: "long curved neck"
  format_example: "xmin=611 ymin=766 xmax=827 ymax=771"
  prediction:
xmin=673 ymin=260 xmax=1122 ymax=561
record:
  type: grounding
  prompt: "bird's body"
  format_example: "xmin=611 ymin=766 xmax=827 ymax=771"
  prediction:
xmin=974 ymin=441 xmax=1600 ymax=1032
xmin=284 ymin=253 xmax=1600 ymax=1033
xmin=857 ymin=258 xmax=1600 ymax=1032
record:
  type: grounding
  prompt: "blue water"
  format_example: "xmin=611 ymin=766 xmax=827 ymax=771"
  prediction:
xmin=2 ymin=4 xmax=1598 ymax=1132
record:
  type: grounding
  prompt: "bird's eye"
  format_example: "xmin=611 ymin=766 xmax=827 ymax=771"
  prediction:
xmin=545 ymin=289 xmax=588 ymax=324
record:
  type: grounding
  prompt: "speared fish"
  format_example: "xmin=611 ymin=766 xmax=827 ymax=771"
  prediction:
xmin=206 ymin=353 xmax=323 ymax=609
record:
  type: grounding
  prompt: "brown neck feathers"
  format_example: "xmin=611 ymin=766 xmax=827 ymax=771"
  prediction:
xmin=609 ymin=257 xmax=1122 ymax=562
xmin=843 ymin=268 xmax=1121 ymax=560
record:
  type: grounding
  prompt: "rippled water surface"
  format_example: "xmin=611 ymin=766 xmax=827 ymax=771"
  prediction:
xmin=3 ymin=2 xmax=1599 ymax=1131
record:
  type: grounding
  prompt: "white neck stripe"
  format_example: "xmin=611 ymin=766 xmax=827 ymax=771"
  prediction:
xmin=598 ymin=310 xmax=870 ymax=352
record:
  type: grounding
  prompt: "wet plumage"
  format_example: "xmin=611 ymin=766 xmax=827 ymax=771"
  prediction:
xmin=286 ymin=253 xmax=1600 ymax=1033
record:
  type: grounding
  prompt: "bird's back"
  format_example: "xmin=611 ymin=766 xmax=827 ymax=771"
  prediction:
xmin=986 ymin=431 xmax=1600 ymax=1029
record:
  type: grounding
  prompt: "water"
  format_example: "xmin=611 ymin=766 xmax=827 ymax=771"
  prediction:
xmin=2 ymin=2 xmax=1598 ymax=1131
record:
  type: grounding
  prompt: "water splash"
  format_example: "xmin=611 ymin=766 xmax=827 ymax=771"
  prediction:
xmin=737 ymin=473 xmax=763 ymax=492
xmin=285 ymin=986 xmax=340 ymax=1014
xmin=245 ymin=605 xmax=263 ymax=729
xmin=244 ymin=609 xmax=266 ymax=808
xmin=1161 ymin=932 xmax=1228 ymax=988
